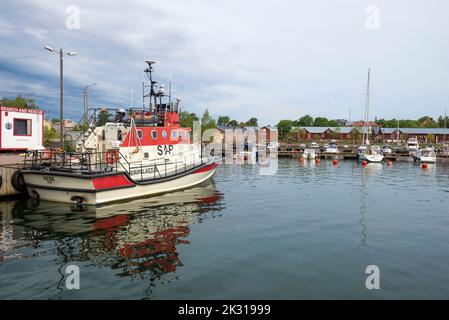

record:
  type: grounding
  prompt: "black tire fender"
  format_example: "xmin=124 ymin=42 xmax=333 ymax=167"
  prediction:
xmin=11 ymin=170 xmax=26 ymax=193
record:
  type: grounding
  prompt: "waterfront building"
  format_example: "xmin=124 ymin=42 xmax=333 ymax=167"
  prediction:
xmin=0 ymin=106 xmax=44 ymax=151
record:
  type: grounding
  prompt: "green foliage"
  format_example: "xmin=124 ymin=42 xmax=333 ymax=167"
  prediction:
xmin=97 ymin=110 xmax=111 ymax=126
xmin=228 ymin=120 xmax=239 ymax=127
xmin=218 ymin=115 xmax=243 ymax=127
xmin=376 ymin=116 xmax=446 ymax=128
xmin=201 ymin=109 xmax=216 ymax=134
xmin=63 ymin=141 xmax=76 ymax=153
xmin=217 ymin=116 xmax=231 ymax=126
xmin=297 ymin=114 xmax=314 ymax=126
xmin=43 ymin=126 xmax=58 ymax=147
xmin=312 ymin=117 xmax=340 ymax=127
xmin=74 ymin=123 xmax=89 ymax=132
xmin=179 ymin=111 xmax=199 ymax=132
xmin=244 ymin=117 xmax=258 ymax=127
xmin=1 ymin=95 xmax=38 ymax=109
xmin=437 ymin=116 xmax=449 ymax=128
xmin=276 ymin=120 xmax=293 ymax=140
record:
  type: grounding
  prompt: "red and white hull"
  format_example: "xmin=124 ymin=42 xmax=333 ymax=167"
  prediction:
xmin=22 ymin=162 xmax=219 ymax=205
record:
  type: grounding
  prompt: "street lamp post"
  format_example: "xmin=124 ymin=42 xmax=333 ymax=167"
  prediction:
xmin=83 ymin=83 xmax=97 ymax=125
xmin=44 ymin=46 xmax=77 ymax=149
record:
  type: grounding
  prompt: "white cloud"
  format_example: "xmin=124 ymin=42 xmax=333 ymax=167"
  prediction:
xmin=1 ymin=0 xmax=449 ymax=124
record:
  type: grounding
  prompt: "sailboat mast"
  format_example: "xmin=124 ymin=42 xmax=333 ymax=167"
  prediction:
xmin=445 ymin=107 xmax=447 ymax=142
xmin=363 ymin=68 xmax=371 ymax=144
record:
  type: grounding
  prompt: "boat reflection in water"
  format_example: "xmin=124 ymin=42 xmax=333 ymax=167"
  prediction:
xmin=3 ymin=181 xmax=224 ymax=283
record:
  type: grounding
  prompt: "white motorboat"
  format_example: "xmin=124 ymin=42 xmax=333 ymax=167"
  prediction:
xmin=324 ymin=142 xmax=339 ymax=154
xmin=413 ymin=148 xmax=436 ymax=163
xmin=406 ymin=139 xmax=420 ymax=153
xmin=381 ymin=145 xmax=392 ymax=155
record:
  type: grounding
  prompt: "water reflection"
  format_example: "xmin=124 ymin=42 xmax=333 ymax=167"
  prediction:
xmin=358 ymin=163 xmax=383 ymax=248
xmin=0 ymin=182 xmax=224 ymax=294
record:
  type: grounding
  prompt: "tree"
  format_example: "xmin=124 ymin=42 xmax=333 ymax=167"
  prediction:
xmin=74 ymin=122 xmax=89 ymax=132
xmin=97 ymin=109 xmax=111 ymax=126
xmin=276 ymin=120 xmax=293 ymax=140
xmin=43 ymin=126 xmax=58 ymax=147
xmin=418 ymin=116 xmax=438 ymax=128
xmin=179 ymin=111 xmax=199 ymax=132
xmin=217 ymin=116 xmax=230 ymax=126
xmin=437 ymin=115 xmax=449 ymax=128
xmin=327 ymin=119 xmax=340 ymax=127
xmin=228 ymin=120 xmax=239 ymax=127
xmin=200 ymin=109 xmax=216 ymax=134
xmin=245 ymin=117 xmax=258 ymax=127
xmin=298 ymin=115 xmax=314 ymax=126
xmin=1 ymin=95 xmax=38 ymax=109
xmin=313 ymin=117 xmax=329 ymax=127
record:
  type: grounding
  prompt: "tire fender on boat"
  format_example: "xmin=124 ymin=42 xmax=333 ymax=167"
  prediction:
xmin=11 ymin=170 xmax=26 ymax=193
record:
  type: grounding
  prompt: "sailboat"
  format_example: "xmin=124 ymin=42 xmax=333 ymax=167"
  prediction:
xmin=358 ymin=68 xmax=384 ymax=163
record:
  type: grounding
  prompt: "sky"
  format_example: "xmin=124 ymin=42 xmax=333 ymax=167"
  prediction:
xmin=0 ymin=0 xmax=448 ymax=126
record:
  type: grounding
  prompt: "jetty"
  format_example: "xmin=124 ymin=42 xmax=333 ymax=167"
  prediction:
xmin=277 ymin=144 xmax=449 ymax=160
xmin=0 ymin=153 xmax=25 ymax=198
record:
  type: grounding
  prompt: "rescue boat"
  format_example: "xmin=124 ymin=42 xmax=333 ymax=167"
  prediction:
xmin=20 ymin=60 xmax=220 ymax=205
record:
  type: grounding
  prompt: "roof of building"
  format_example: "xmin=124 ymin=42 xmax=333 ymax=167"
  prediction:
xmin=398 ymin=128 xmax=449 ymax=135
xmin=293 ymin=126 xmax=360 ymax=134
xmin=379 ymin=128 xmax=398 ymax=134
xmin=350 ymin=121 xmax=380 ymax=127
xmin=378 ymin=127 xmax=449 ymax=135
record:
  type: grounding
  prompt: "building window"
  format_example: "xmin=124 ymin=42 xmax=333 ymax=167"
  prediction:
xmin=178 ymin=130 xmax=182 ymax=138
xmin=171 ymin=130 xmax=177 ymax=139
xmin=185 ymin=131 xmax=190 ymax=139
xmin=151 ymin=130 xmax=157 ymax=139
xmin=14 ymin=118 xmax=32 ymax=136
xmin=162 ymin=130 xmax=167 ymax=138
xmin=137 ymin=129 xmax=143 ymax=140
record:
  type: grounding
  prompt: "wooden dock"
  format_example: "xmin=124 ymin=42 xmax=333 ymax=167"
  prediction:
xmin=0 ymin=153 xmax=25 ymax=198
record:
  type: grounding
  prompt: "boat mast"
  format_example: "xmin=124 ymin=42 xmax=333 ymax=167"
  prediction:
xmin=363 ymin=68 xmax=371 ymax=145
xmin=397 ymin=117 xmax=400 ymax=146
xmin=445 ymin=107 xmax=447 ymax=142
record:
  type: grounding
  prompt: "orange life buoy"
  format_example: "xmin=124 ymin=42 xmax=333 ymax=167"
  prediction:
xmin=41 ymin=149 xmax=52 ymax=160
xmin=105 ymin=150 xmax=119 ymax=164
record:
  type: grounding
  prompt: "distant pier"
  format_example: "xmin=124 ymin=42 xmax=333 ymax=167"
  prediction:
xmin=276 ymin=144 xmax=449 ymax=160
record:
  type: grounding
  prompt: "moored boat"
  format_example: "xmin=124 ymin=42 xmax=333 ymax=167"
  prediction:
xmin=357 ymin=68 xmax=384 ymax=163
xmin=324 ymin=142 xmax=339 ymax=154
xmin=19 ymin=60 xmax=220 ymax=205
xmin=302 ymin=148 xmax=316 ymax=160
xmin=413 ymin=147 xmax=436 ymax=163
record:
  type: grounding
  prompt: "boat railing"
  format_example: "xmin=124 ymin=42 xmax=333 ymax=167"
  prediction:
xmin=23 ymin=148 xmax=215 ymax=181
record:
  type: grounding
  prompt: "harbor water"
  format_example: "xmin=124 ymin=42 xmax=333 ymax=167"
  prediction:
xmin=1 ymin=158 xmax=449 ymax=299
